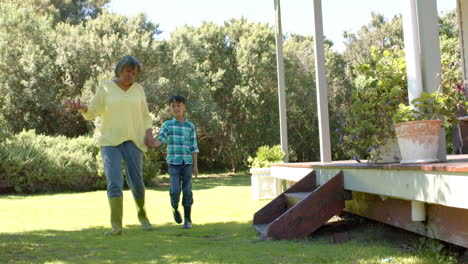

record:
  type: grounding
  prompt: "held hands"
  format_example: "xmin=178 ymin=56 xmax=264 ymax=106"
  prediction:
xmin=146 ymin=138 xmax=157 ymax=149
xmin=146 ymin=139 xmax=162 ymax=149
xmin=145 ymin=129 xmax=155 ymax=149
xmin=145 ymin=129 xmax=162 ymax=149
xmin=64 ymin=99 xmax=87 ymax=112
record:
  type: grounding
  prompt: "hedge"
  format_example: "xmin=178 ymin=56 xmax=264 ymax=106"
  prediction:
xmin=0 ymin=130 xmax=161 ymax=193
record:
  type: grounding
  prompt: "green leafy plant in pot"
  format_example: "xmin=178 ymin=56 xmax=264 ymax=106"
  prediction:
xmin=393 ymin=91 xmax=463 ymax=163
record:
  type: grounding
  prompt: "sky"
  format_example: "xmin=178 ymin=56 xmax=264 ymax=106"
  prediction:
xmin=108 ymin=0 xmax=456 ymax=51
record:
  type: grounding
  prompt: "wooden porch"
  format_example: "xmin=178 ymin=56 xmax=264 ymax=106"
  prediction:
xmin=261 ymin=155 xmax=468 ymax=248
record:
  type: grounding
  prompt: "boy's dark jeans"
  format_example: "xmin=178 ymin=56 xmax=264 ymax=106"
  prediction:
xmin=168 ymin=163 xmax=193 ymax=209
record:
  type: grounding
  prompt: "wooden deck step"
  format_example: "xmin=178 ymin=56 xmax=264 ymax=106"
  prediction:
xmin=253 ymin=223 xmax=270 ymax=237
xmin=253 ymin=171 xmax=345 ymax=240
xmin=285 ymin=192 xmax=312 ymax=205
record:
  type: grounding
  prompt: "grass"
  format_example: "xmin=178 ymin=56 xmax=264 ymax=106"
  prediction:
xmin=0 ymin=173 xmax=459 ymax=264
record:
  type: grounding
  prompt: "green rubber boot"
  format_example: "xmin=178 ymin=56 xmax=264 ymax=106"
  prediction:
xmin=183 ymin=206 xmax=192 ymax=229
xmin=104 ymin=197 xmax=123 ymax=236
xmin=135 ymin=198 xmax=153 ymax=231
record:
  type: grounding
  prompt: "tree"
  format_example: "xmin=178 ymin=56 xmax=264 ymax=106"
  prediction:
xmin=14 ymin=0 xmax=110 ymax=24
xmin=0 ymin=2 xmax=59 ymax=134
xmin=343 ymin=13 xmax=403 ymax=70
xmin=166 ymin=19 xmax=279 ymax=171
xmin=0 ymin=2 xmax=162 ymax=136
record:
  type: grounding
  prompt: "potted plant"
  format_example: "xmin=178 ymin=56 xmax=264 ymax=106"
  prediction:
xmin=338 ymin=46 xmax=407 ymax=163
xmin=392 ymin=91 xmax=462 ymax=163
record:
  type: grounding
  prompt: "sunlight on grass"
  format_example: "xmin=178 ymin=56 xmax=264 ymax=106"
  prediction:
xmin=0 ymin=174 xmax=267 ymax=233
xmin=0 ymin=174 xmax=458 ymax=264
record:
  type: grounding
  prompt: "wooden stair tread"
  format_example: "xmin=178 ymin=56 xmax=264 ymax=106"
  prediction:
xmin=285 ymin=192 xmax=313 ymax=206
xmin=253 ymin=223 xmax=270 ymax=236
xmin=284 ymin=192 xmax=312 ymax=201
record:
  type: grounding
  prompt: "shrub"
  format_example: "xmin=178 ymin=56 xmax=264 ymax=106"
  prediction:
xmin=0 ymin=130 xmax=161 ymax=193
xmin=247 ymin=145 xmax=285 ymax=168
xmin=143 ymin=147 xmax=163 ymax=185
xmin=338 ymin=46 xmax=408 ymax=163
xmin=0 ymin=130 xmax=103 ymax=193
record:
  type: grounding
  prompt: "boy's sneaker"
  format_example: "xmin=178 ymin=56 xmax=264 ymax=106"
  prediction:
xmin=172 ymin=208 xmax=182 ymax=224
xmin=183 ymin=218 xmax=192 ymax=229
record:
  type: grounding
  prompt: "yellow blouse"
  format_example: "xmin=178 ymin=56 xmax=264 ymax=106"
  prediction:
xmin=81 ymin=80 xmax=153 ymax=152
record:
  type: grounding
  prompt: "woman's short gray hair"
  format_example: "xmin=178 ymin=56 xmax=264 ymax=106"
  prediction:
xmin=114 ymin=56 xmax=141 ymax=77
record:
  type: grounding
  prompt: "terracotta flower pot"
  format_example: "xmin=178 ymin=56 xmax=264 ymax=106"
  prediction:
xmin=394 ymin=120 xmax=442 ymax=163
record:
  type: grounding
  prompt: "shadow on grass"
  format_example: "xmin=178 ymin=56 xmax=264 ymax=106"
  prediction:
xmin=0 ymin=222 xmax=262 ymax=264
xmin=0 ymin=173 xmax=253 ymax=198
xmin=1 ymin=216 xmax=452 ymax=264
xmin=149 ymin=173 xmax=252 ymax=192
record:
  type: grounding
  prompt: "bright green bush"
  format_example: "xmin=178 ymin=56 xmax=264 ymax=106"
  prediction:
xmin=0 ymin=130 xmax=161 ymax=193
xmin=247 ymin=145 xmax=285 ymax=168
xmin=0 ymin=130 xmax=103 ymax=193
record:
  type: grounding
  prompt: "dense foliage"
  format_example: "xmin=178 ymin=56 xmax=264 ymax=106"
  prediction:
xmin=0 ymin=130 xmax=103 ymax=192
xmin=0 ymin=130 xmax=161 ymax=193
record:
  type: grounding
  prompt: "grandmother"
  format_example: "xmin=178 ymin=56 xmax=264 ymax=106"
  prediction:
xmin=65 ymin=56 xmax=154 ymax=235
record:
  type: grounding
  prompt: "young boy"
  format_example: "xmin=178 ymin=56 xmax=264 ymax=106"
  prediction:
xmin=151 ymin=95 xmax=199 ymax=229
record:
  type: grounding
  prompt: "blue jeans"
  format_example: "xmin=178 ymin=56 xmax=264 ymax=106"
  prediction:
xmin=101 ymin=141 xmax=145 ymax=199
xmin=168 ymin=163 xmax=193 ymax=208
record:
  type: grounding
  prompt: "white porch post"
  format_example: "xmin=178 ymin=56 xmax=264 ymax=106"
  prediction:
xmin=401 ymin=0 xmax=446 ymax=160
xmin=401 ymin=0 xmax=423 ymax=103
xmin=458 ymin=0 xmax=468 ymax=81
xmin=312 ymin=0 xmax=332 ymax=163
xmin=417 ymin=0 xmax=443 ymax=94
xmin=274 ymin=0 xmax=289 ymax=162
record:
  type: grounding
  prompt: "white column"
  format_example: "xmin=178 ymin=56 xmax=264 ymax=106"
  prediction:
xmin=401 ymin=0 xmax=446 ymax=161
xmin=417 ymin=0 xmax=442 ymax=94
xmin=418 ymin=0 xmax=446 ymax=161
xmin=457 ymin=0 xmax=468 ymax=81
xmin=312 ymin=0 xmax=331 ymax=163
xmin=401 ymin=0 xmax=423 ymax=103
xmin=274 ymin=0 xmax=289 ymax=162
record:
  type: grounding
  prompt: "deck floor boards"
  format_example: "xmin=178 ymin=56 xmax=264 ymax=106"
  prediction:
xmin=272 ymin=154 xmax=468 ymax=172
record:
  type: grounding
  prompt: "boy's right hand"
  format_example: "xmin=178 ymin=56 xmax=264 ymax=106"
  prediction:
xmin=145 ymin=137 xmax=156 ymax=149
xmin=148 ymin=140 xmax=157 ymax=149
xmin=146 ymin=139 xmax=162 ymax=149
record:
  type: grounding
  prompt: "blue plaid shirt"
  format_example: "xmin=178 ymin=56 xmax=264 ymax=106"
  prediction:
xmin=157 ymin=118 xmax=199 ymax=165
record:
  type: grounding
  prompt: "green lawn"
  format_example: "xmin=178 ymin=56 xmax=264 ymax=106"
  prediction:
xmin=0 ymin=173 xmax=458 ymax=264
